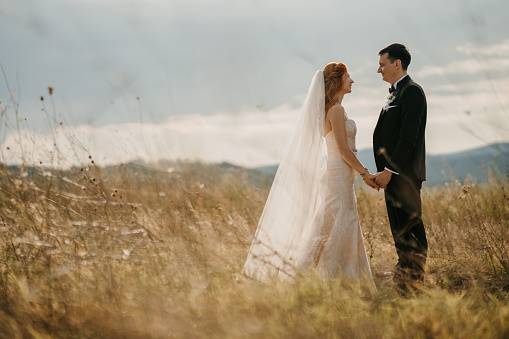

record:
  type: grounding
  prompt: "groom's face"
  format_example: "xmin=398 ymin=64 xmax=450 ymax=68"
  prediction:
xmin=377 ymin=53 xmax=398 ymax=84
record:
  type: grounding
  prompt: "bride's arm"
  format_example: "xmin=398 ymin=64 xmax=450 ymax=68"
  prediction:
xmin=328 ymin=105 xmax=370 ymax=178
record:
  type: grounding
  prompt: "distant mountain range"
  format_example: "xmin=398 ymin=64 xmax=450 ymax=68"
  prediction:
xmin=3 ymin=143 xmax=507 ymax=190
xmin=254 ymin=143 xmax=509 ymax=187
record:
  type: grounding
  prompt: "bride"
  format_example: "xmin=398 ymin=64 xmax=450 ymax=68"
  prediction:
xmin=242 ymin=62 xmax=378 ymax=285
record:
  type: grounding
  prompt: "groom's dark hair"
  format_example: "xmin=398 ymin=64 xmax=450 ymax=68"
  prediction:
xmin=379 ymin=43 xmax=411 ymax=70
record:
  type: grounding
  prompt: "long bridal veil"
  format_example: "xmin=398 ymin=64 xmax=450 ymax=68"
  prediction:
xmin=242 ymin=71 xmax=328 ymax=280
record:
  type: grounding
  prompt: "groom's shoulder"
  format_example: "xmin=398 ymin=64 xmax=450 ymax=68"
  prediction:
xmin=408 ymin=79 xmax=422 ymax=88
xmin=406 ymin=76 xmax=423 ymax=89
xmin=404 ymin=77 xmax=426 ymax=96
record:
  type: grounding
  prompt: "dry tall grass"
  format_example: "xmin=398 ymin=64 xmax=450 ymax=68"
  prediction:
xmin=0 ymin=88 xmax=508 ymax=338
xmin=0 ymin=160 xmax=507 ymax=338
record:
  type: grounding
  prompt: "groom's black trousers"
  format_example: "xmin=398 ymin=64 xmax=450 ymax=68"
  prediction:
xmin=384 ymin=175 xmax=428 ymax=281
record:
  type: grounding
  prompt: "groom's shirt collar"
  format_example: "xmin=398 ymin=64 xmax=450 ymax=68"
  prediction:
xmin=392 ymin=74 xmax=409 ymax=90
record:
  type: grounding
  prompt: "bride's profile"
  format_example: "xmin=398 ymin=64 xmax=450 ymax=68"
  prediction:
xmin=242 ymin=63 xmax=377 ymax=286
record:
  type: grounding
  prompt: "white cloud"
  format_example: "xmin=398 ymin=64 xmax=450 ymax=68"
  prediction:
xmin=415 ymin=39 xmax=509 ymax=78
xmin=0 ymin=104 xmax=301 ymax=168
xmin=456 ymin=39 xmax=509 ymax=57
xmin=415 ymin=57 xmax=509 ymax=78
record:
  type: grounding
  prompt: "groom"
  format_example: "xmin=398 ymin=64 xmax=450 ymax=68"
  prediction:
xmin=373 ymin=43 xmax=428 ymax=293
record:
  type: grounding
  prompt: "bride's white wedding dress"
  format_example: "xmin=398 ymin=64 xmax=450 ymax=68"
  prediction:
xmin=297 ymin=115 xmax=374 ymax=281
xmin=242 ymin=71 xmax=374 ymax=286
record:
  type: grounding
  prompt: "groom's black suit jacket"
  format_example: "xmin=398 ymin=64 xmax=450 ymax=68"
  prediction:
xmin=373 ymin=75 xmax=427 ymax=181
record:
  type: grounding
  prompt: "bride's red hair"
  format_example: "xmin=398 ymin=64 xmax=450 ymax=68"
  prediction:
xmin=323 ymin=62 xmax=347 ymax=115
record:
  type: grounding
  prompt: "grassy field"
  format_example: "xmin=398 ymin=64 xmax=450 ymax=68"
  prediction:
xmin=0 ymin=160 xmax=507 ymax=338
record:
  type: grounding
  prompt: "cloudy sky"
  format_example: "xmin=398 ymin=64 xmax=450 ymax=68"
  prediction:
xmin=1 ymin=0 xmax=508 ymax=168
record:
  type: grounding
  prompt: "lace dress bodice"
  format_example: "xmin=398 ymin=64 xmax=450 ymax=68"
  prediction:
xmin=325 ymin=117 xmax=357 ymax=153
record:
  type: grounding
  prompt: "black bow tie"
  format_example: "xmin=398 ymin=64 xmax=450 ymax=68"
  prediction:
xmin=389 ymin=86 xmax=395 ymax=93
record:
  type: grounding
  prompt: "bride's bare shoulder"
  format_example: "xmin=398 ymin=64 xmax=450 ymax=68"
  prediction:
xmin=327 ymin=104 xmax=345 ymax=120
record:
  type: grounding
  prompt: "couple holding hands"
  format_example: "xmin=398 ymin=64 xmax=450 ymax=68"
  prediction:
xmin=244 ymin=43 xmax=428 ymax=294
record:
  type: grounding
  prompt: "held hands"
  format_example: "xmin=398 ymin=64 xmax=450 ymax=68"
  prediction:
xmin=374 ymin=169 xmax=392 ymax=189
xmin=361 ymin=169 xmax=393 ymax=191
xmin=362 ymin=172 xmax=380 ymax=191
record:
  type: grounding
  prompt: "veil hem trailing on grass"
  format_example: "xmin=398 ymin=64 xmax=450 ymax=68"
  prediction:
xmin=242 ymin=70 xmax=327 ymax=280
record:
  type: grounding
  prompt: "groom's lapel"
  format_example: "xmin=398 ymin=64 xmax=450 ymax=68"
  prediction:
xmin=378 ymin=75 xmax=411 ymax=119
xmin=375 ymin=76 xmax=412 ymax=133
xmin=393 ymin=75 xmax=411 ymax=97
xmin=374 ymin=108 xmax=384 ymax=134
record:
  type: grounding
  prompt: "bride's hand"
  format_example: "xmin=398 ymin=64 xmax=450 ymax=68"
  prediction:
xmin=363 ymin=173 xmax=380 ymax=191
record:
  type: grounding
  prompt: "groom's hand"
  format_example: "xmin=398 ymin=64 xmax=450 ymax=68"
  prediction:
xmin=375 ymin=170 xmax=392 ymax=189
